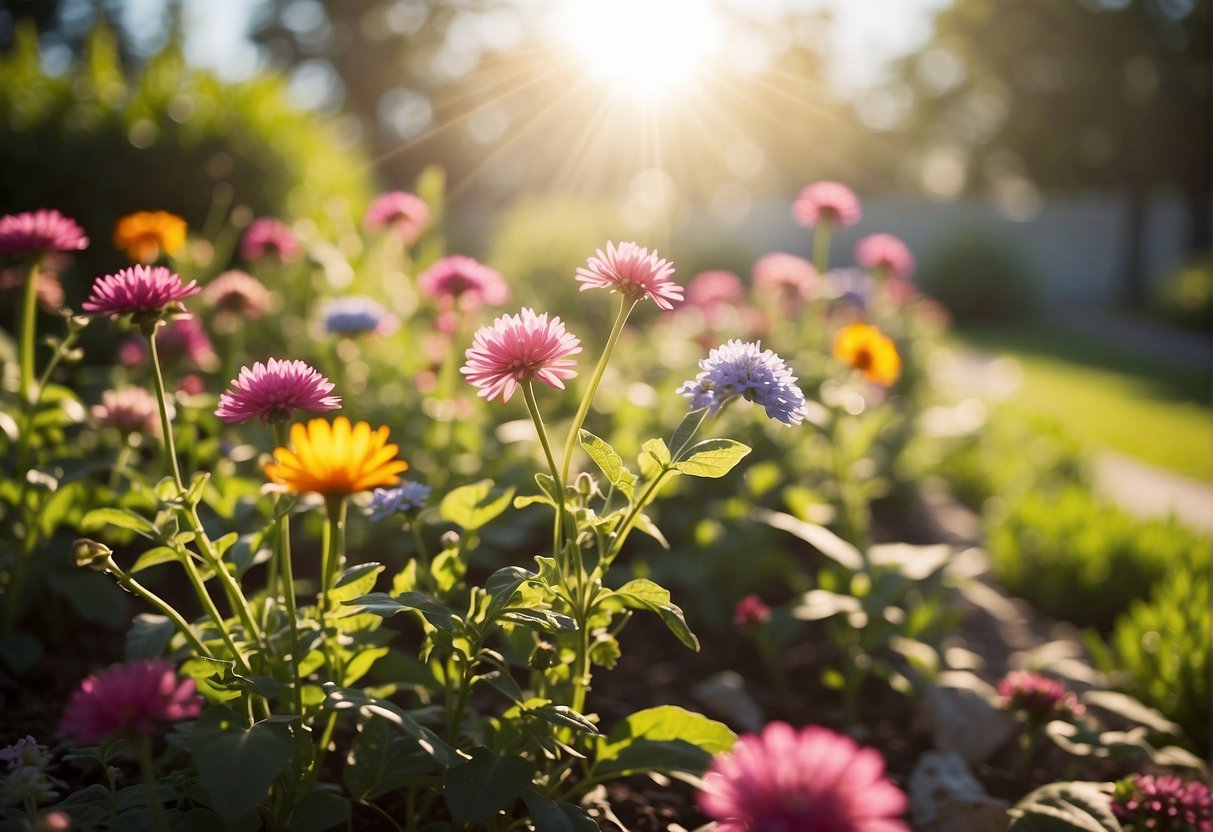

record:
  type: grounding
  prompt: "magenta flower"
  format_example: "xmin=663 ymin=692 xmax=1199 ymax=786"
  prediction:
xmin=752 ymin=253 xmax=818 ymax=307
xmin=82 ymin=265 xmax=199 ymax=319
xmin=1113 ymin=774 xmax=1211 ymax=832
xmin=699 ymin=722 xmax=909 ymax=832
xmin=59 ymin=659 xmax=203 ymax=746
xmin=365 ymin=191 xmax=431 ymax=245
xmin=461 ymin=307 xmax=582 ymax=403
xmin=687 ymin=270 xmax=744 ymax=309
xmin=201 ymin=269 xmax=272 ymax=318
xmin=576 ymin=241 xmax=682 ymax=310
xmin=855 ymin=234 xmax=915 ymax=281
xmin=240 ymin=218 xmax=302 ymax=264
xmin=793 ymin=181 xmax=862 ymax=230
xmin=155 ymin=317 xmax=217 ymax=370
xmin=733 ymin=595 xmax=772 ymax=629
xmin=997 ymin=671 xmax=1085 ymax=723
xmin=418 ymin=255 xmax=509 ymax=309
xmin=91 ymin=387 xmax=161 ymax=436
xmin=216 ymin=358 xmax=341 ymax=424
xmin=0 ymin=209 xmax=89 ymax=256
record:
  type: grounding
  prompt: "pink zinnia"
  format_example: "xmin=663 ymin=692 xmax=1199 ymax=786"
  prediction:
xmin=0 ymin=209 xmax=89 ymax=256
xmin=752 ymin=253 xmax=818 ymax=306
xmin=82 ymin=265 xmax=199 ymax=318
xmin=240 ymin=218 xmax=302 ymax=264
xmin=154 ymin=317 xmax=217 ymax=370
xmin=997 ymin=671 xmax=1085 ymax=723
xmin=201 ymin=269 xmax=272 ymax=318
xmin=418 ymin=255 xmax=509 ymax=309
xmin=793 ymin=181 xmax=862 ymax=230
xmin=461 ymin=307 xmax=582 ymax=403
xmin=855 ymin=234 xmax=915 ymax=281
xmin=687 ymin=270 xmax=744 ymax=309
xmin=364 ymin=191 xmax=431 ymax=245
xmin=699 ymin=723 xmax=909 ymax=832
xmin=91 ymin=387 xmax=161 ymax=435
xmin=216 ymin=358 xmax=341 ymax=424
xmin=575 ymin=241 xmax=682 ymax=310
xmin=59 ymin=659 xmax=202 ymax=746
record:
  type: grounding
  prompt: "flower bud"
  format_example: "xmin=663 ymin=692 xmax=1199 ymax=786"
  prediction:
xmin=440 ymin=530 xmax=460 ymax=549
xmin=528 ymin=641 xmax=559 ymax=671
xmin=72 ymin=538 xmax=113 ymax=571
xmin=574 ymin=471 xmax=597 ymax=500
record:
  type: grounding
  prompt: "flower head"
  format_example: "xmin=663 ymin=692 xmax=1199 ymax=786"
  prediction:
xmin=0 ymin=210 xmax=89 ymax=256
xmin=83 ymin=265 xmax=199 ymax=319
xmin=576 ymin=241 xmax=682 ymax=310
xmin=59 ymin=659 xmax=202 ymax=746
xmin=367 ymin=481 xmax=433 ymax=521
xmin=154 ymin=317 xmax=217 ymax=369
xmin=855 ymin=234 xmax=915 ymax=281
xmin=0 ymin=737 xmax=51 ymax=772
xmin=792 ymin=181 xmax=862 ymax=229
xmin=752 ymin=253 xmax=818 ymax=307
xmin=1112 ymin=774 xmax=1211 ymax=832
xmin=265 ymin=416 xmax=407 ymax=496
xmin=734 ymin=595 xmax=772 ymax=629
xmin=0 ymin=266 xmax=65 ymax=311
xmin=832 ymin=323 xmax=901 ymax=387
xmin=699 ymin=722 xmax=909 ymax=832
xmin=997 ymin=671 xmax=1085 ymax=723
xmin=461 ymin=307 xmax=582 ymax=403
xmin=677 ymin=340 xmax=807 ymax=425
xmin=201 ymin=269 xmax=272 ymax=319
xmin=92 ymin=387 xmax=161 ymax=436
xmin=321 ymin=296 xmax=398 ymax=336
xmin=365 ymin=191 xmax=431 ymax=244
xmin=113 ymin=211 xmax=187 ymax=263
xmin=241 ymin=218 xmax=302 ymax=264
xmin=418 ymin=255 xmax=509 ymax=309
xmin=216 ymin=359 xmax=341 ymax=424
xmin=687 ymin=270 xmax=744 ymax=309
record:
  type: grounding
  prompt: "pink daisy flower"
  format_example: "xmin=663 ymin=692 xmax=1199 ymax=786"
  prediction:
xmin=216 ymin=358 xmax=341 ymax=424
xmin=240 ymin=218 xmax=302 ymax=264
xmin=59 ymin=659 xmax=203 ymax=746
xmin=699 ymin=722 xmax=909 ymax=832
xmin=82 ymin=265 xmax=199 ymax=319
xmin=793 ymin=181 xmax=862 ymax=230
xmin=461 ymin=307 xmax=582 ymax=403
xmin=855 ymin=234 xmax=915 ymax=281
xmin=418 ymin=255 xmax=509 ymax=309
xmin=0 ymin=209 xmax=89 ymax=256
xmin=155 ymin=317 xmax=218 ymax=370
xmin=752 ymin=253 xmax=818 ymax=306
xmin=997 ymin=671 xmax=1085 ymax=723
xmin=687 ymin=270 xmax=744 ymax=309
xmin=364 ymin=191 xmax=431 ymax=245
xmin=91 ymin=387 xmax=161 ymax=435
xmin=201 ymin=269 xmax=272 ymax=318
xmin=575 ymin=241 xmax=682 ymax=310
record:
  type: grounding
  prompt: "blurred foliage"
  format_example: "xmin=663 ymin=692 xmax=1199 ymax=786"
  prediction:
xmin=987 ymin=483 xmax=1209 ymax=630
xmin=1152 ymin=258 xmax=1212 ymax=333
xmin=919 ymin=225 xmax=1041 ymax=321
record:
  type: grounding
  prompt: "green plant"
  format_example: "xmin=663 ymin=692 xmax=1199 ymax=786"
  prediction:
xmin=1153 ymin=258 xmax=1212 ymax=333
xmin=919 ymin=226 xmax=1041 ymax=322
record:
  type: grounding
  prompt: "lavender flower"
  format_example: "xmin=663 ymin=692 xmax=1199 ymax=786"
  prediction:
xmin=677 ymin=340 xmax=807 ymax=425
xmin=321 ymin=296 xmax=397 ymax=336
xmin=367 ymin=481 xmax=433 ymax=521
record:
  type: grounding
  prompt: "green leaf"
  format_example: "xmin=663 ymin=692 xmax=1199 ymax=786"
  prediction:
xmin=184 ymin=708 xmax=294 ymax=820
xmin=608 ymin=579 xmax=698 ymax=650
xmin=1080 ymin=690 xmax=1181 ymax=736
xmin=329 ymin=563 xmax=385 ymax=606
xmin=641 ymin=438 xmax=671 ymax=469
xmin=1007 ymin=781 xmax=1120 ymax=832
xmin=430 ymin=549 xmax=465 ymax=594
xmin=288 ymin=790 xmax=350 ymax=832
xmin=125 ymin=614 xmax=175 ymax=660
xmin=323 ymin=684 xmax=461 ymax=766
xmin=631 ymin=513 xmax=670 ymax=549
xmin=443 ymin=749 xmax=533 ymax=823
xmin=522 ymin=789 xmax=599 ymax=832
xmin=484 ymin=566 xmax=535 ymax=622
xmin=754 ymin=508 xmax=864 ymax=571
xmin=579 ymin=430 xmax=637 ymax=500
xmin=82 ymin=507 xmax=156 ymax=538
xmin=671 ymin=438 xmax=751 ymax=478
xmin=528 ymin=703 xmax=599 ymax=734
xmin=344 ymin=592 xmax=457 ymax=631
xmin=669 ymin=407 xmax=709 ymax=459
xmin=440 ymin=480 xmax=515 ymax=532
xmin=131 ymin=546 xmax=178 ymax=574
xmin=343 ymin=717 xmax=435 ymax=802
xmin=792 ymin=589 xmax=863 ymax=621
xmin=343 ymin=646 xmax=389 ymax=687
xmin=594 ymin=706 xmax=736 ymax=779
xmin=499 ymin=609 xmax=579 ymax=634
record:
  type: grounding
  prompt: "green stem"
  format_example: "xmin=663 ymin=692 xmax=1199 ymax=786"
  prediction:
xmin=607 ymin=469 xmax=672 ymax=562
xmin=109 ymin=560 xmax=211 ymax=658
xmin=136 ymin=735 xmax=167 ymax=832
xmin=19 ymin=258 xmax=40 ymax=403
xmin=272 ymin=420 xmax=303 ymax=714
xmin=320 ymin=496 xmax=347 ymax=679
xmin=146 ymin=321 xmax=185 ymax=490
xmin=812 ymin=219 xmax=833 ymax=274
xmin=522 ymin=381 xmax=564 ymax=564
xmin=409 ymin=521 xmax=431 ymax=591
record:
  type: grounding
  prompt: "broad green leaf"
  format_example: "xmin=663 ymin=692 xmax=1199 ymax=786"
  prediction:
xmin=430 ymin=549 xmax=465 ymax=594
xmin=579 ymin=430 xmax=637 ymax=500
xmin=608 ymin=579 xmax=698 ymax=650
xmin=288 ymin=790 xmax=350 ymax=832
xmin=184 ymin=708 xmax=294 ymax=820
xmin=324 ymin=684 xmax=460 ymax=765
xmin=631 ymin=513 xmax=669 ymax=549
xmin=329 ymin=563 xmax=385 ymax=606
xmin=343 ymin=717 xmax=435 ymax=801
xmin=669 ymin=407 xmax=709 ymax=459
xmin=754 ymin=508 xmax=864 ymax=571
xmin=522 ymin=789 xmax=599 ymax=832
xmin=344 ymin=592 xmax=457 ymax=631
xmin=528 ymin=703 xmax=599 ymax=734
xmin=343 ymin=646 xmax=389 ymax=687
xmin=641 ymin=438 xmax=671 ymax=469
xmin=440 ymin=480 xmax=515 ymax=532
xmin=131 ymin=546 xmax=178 ymax=574
xmin=1080 ymin=691 xmax=1181 ymax=736
xmin=443 ymin=749 xmax=533 ymax=823
xmin=82 ymin=507 xmax=156 ymax=537
xmin=124 ymin=614 xmax=175 ymax=660
xmin=500 ymin=609 xmax=578 ymax=634
xmin=671 ymin=439 xmax=751 ymax=478
xmin=1007 ymin=781 xmax=1120 ymax=832
xmin=594 ymin=706 xmax=736 ymax=779
xmin=485 ymin=566 xmax=535 ymax=621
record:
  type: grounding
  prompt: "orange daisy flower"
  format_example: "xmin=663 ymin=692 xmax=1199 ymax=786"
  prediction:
xmin=113 ymin=211 xmax=188 ymax=263
xmin=832 ymin=323 xmax=901 ymax=387
xmin=265 ymin=416 xmax=407 ymax=496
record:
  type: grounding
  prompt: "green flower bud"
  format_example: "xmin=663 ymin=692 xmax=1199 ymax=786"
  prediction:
xmin=528 ymin=641 xmax=559 ymax=671
xmin=71 ymin=539 xmax=113 ymax=571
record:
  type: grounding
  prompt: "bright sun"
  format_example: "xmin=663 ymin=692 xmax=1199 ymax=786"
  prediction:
xmin=552 ymin=0 xmax=726 ymax=99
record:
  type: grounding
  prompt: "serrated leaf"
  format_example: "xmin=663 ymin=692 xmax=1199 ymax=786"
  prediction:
xmin=672 ymin=438 xmax=751 ymax=478
xmin=579 ymin=430 xmax=637 ymax=500
xmin=440 ymin=480 xmax=514 ymax=532
xmin=443 ymin=749 xmax=533 ymax=823
xmin=593 ymin=706 xmax=735 ymax=779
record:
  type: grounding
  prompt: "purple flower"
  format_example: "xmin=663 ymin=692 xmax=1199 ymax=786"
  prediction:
xmin=365 ymin=191 xmax=431 ymax=245
xmin=59 ymin=660 xmax=202 ymax=746
xmin=241 ymin=218 xmax=302 ymax=264
xmin=698 ymin=722 xmax=909 ymax=832
xmin=367 ymin=481 xmax=433 ymax=520
xmin=418 ymin=255 xmax=509 ymax=309
xmin=216 ymin=358 xmax=341 ymax=424
xmin=677 ymin=340 xmax=807 ymax=425
xmin=83 ymin=265 xmax=199 ymax=319
xmin=321 ymin=296 xmax=398 ymax=336
xmin=1113 ymin=774 xmax=1211 ymax=832
xmin=0 ymin=210 xmax=89 ymax=256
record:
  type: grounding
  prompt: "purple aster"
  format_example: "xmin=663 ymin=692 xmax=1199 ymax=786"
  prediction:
xmin=82 ymin=265 xmax=199 ymax=319
xmin=1113 ymin=774 xmax=1211 ymax=832
xmin=0 ymin=210 xmax=89 ymax=256
xmin=216 ymin=358 xmax=341 ymax=424
xmin=677 ymin=340 xmax=807 ymax=425
xmin=367 ymin=481 xmax=433 ymax=521
xmin=321 ymin=296 xmax=398 ymax=336
xmin=240 ymin=218 xmax=302 ymax=264
xmin=364 ymin=191 xmax=431 ymax=245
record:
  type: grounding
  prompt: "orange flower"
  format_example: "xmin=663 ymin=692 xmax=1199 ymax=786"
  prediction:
xmin=113 ymin=211 xmax=187 ymax=263
xmin=832 ymin=323 xmax=901 ymax=386
xmin=265 ymin=417 xmax=407 ymax=496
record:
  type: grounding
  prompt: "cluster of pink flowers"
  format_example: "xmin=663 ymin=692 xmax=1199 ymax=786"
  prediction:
xmin=793 ymin=181 xmax=862 ymax=230
xmin=365 ymin=190 xmax=431 ymax=245
xmin=996 ymin=670 xmax=1085 ymax=723
xmin=241 ymin=218 xmax=302 ymax=264
xmin=91 ymin=387 xmax=161 ymax=436
xmin=60 ymin=659 xmax=202 ymax=745
xmin=216 ymin=359 xmax=341 ymax=424
xmin=83 ymin=265 xmax=199 ymax=319
xmin=0 ymin=209 xmax=89 ymax=256
xmin=1112 ymin=774 xmax=1211 ymax=832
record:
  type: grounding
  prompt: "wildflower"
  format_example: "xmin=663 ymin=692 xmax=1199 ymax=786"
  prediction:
xmin=687 ymin=270 xmax=744 ymax=309
xmin=0 ymin=209 xmax=89 ymax=255
xmin=59 ymin=659 xmax=202 ymax=746
xmin=997 ymin=670 xmax=1085 ymax=723
xmin=832 ymin=323 xmax=901 ymax=387
xmin=82 ymin=265 xmax=199 ymax=319
xmin=364 ymin=191 xmax=431 ymax=245
xmin=1112 ymin=774 xmax=1211 ymax=832
xmin=367 ymin=481 xmax=433 ymax=520
xmin=576 ymin=241 xmax=682 ymax=310
xmin=321 ymin=296 xmax=398 ymax=336
xmin=855 ymin=233 xmax=915 ymax=281
xmin=699 ymin=722 xmax=909 ymax=832
xmin=113 ymin=211 xmax=187 ymax=263
xmin=179 ymin=374 xmax=206 ymax=396
xmin=0 ymin=736 xmax=50 ymax=772
xmin=0 ymin=266 xmax=64 ymax=311
xmin=733 ymin=595 xmax=772 ymax=629
xmin=265 ymin=416 xmax=407 ymax=496
xmin=201 ymin=269 xmax=272 ymax=318
xmin=418 ymin=255 xmax=509 ymax=309
xmin=154 ymin=317 xmax=218 ymax=370
xmin=216 ymin=359 xmax=341 ymax=424
xmin=461 ymin=307 xmax=582 ymax=403
xmin=241 ymin=218 xmax=302 ymax=263
xmin=91 ymin=387 xmax=161 ymax=436
xmin=677 ymin=340 xmax=807 ymax=425
xmin=792 ymin=181 xmax=862 ymax=229
xmin=752 ymin=253 xmax=817 ymax=307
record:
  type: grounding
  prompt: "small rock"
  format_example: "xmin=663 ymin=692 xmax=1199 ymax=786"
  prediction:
xmin=910 ymin=750 xmax=1009 ymax=832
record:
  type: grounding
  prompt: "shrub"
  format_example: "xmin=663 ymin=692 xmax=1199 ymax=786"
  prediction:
xmin=1153 ymin=258 xmax=1212 ymax=333
xmin=919 ymin=225 xmax=1040 ymax=322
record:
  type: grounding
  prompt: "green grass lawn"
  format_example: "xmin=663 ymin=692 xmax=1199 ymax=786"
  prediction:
xmin=946 ymin=322 xmax=1211 ymax=481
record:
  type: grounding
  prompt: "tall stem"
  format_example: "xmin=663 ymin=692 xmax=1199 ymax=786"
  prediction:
xmin=273 ymin=420 xmax=303 ymax=713
xmin=136 ymin=735 xmax=167 ymax=832
xmin=320 ymin=496 xmax=347 ymax=679
xmin=522 ymin=381 xmax=563 ymax=562
xmin=19 ymin=258 xmax=40 ymax=403
xmin=812 ymin=219 xmax=833 ymax=275
xmin=145 ymin=322 xmax=184 ymax=490
xmin=108 ymin=560 xmax=211 ymax=659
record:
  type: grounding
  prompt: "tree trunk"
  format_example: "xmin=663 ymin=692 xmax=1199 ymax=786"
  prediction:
xmin=1120 ymin=185 xmax=1149 ymax=307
